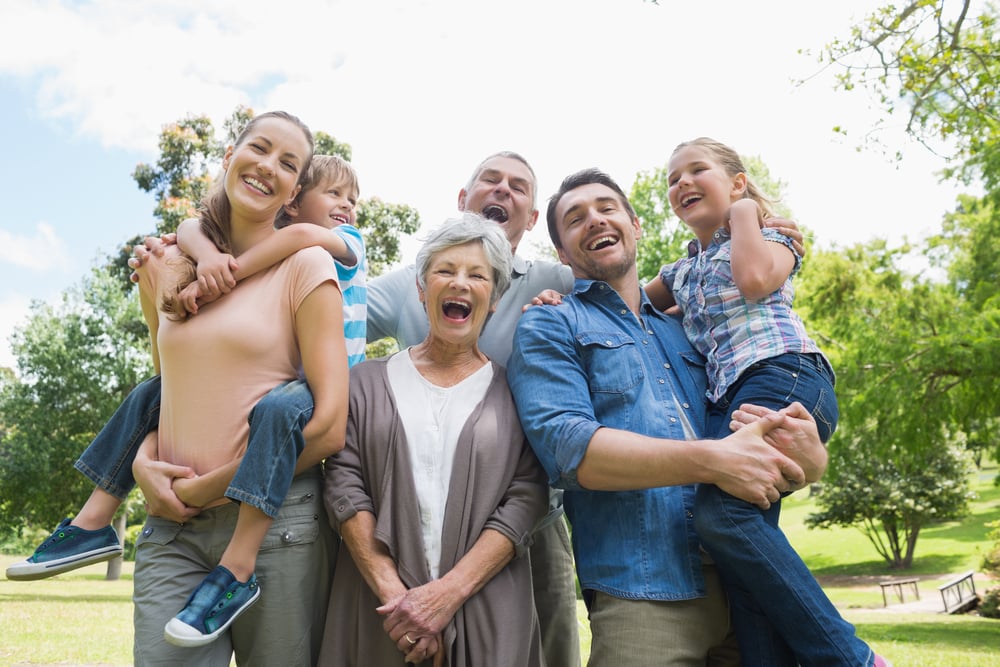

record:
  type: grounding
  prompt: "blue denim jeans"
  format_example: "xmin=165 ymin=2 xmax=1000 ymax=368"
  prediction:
xmin=226 ymin=379 xmax=314 ymax=518
xmin=695 ymin=353 xmax=873 ymax=666
xmin=75 ymin=375 xmax=163 ymax=499
xmin=74 ymin=376 xmax=314 ymax=520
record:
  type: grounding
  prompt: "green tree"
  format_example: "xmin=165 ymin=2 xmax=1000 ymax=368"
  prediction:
xmin=0 ymin=266 xmax=153 ymax=532
xmin=925 ymin=193 xmax=1000 ymax=468
xmin=798 ymin=243 xmax=989 ymax=567
xmin=132 ymin=114 xmax=222 ymax=235
xmin=817 ymin=0 xmax=999 ymax=191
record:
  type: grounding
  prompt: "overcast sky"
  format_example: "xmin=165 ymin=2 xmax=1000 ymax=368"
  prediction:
xmin=0 ymin=0 xmax=972 ymax=370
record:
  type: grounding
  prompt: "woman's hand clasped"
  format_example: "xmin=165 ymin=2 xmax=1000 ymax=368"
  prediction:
xmin=378 ymin=581 xmax=460 ymax=663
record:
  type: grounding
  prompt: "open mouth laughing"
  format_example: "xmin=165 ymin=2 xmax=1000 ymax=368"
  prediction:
xmin=587 ymin=235 xmax=618 ymax=251
xmin=481 ymin=205 xmax=509 ymax=223
xmin=680 ymin=193 xmax=702 ymax=209
xmin=442 ymin=299 xmax=472 ymax=321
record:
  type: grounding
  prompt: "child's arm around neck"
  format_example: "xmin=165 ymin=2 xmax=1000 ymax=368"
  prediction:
xmin=728 ymin=199 xmax=796 ymax=300
xmin=236 ymin=223 xmax=355 ymax=278
xmin=178 ymin=218 xmax=355 ymax=284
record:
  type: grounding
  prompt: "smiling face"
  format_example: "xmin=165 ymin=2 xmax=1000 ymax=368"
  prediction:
xmin=667 ymin=144 xmax=746 ymax=242
xmin=296 ymin=176 xmax=358 ymax=229
xmin=552 ymin=182 xmax=641 ymax=286
xmin=222 ymin=116 xmax=312 ymax=224
xmin=418 ymin=241 xmax=496 ymax=347
xmin=458 ymin=155 xmax=538 ymax=253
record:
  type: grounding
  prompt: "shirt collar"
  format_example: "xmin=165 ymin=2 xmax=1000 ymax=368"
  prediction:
xmin=686 ymin=227 xmax=730 ymax=256
xmin=511 ymin=253 xmax=529 ymax=277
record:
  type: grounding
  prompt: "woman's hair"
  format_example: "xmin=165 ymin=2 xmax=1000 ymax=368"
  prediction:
xmin=161 ymin=111 xmax=314 ymax=319
xmin=671 ymin=137 xmax=777 ymax=218
xmin=275 ymin=154 xmax=359 ymax=229
xmin=415 ymin=212 xmax=513 ymax=307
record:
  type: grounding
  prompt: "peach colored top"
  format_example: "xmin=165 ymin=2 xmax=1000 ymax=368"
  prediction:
xmin=156 ymin=247 xmax=337 ymax=474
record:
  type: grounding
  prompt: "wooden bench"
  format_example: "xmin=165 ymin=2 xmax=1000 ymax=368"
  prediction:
xmin=878 ymin=577 xmax=920 ymax=607
xmin=938 ymin=570 xmax=978 ymax=614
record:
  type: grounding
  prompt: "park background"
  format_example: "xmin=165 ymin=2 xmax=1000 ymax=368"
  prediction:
xmin=2 ymin=0 xmax=999 ymax=665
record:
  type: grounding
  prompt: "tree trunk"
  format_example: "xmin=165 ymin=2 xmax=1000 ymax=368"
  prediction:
xmin=105 ymin=513 xmax=126 ymax=581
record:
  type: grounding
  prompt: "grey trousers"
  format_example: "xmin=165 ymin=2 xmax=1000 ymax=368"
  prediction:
xmin=133 ymin=473 xmax=336 ymax=667
xmin=531 ymin=514 xmax=582 ymax=667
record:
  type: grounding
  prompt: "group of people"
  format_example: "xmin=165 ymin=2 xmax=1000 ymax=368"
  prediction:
xmin=6 ymin=109 xmax=891 ymax=666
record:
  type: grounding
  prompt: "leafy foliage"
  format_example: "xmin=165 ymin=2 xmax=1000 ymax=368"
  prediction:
xmin=132 ymin=114 xmax=221 ymax=235
xmin=806 ymin=434 xmax=974 ymax=569
xmin=0 ymin=267 xmax=153 ymax=530
xmin=356 ymin=197 xmax=421 ymax=277
xmin=982 ymin=520 xmax=1000 ymax=577
xmin=979 ymin=587 xmax=1000 ymax=618
xmin=816 ymin=1 xmax=1000 ymax=191
xmin=797 ymin=238 xmax=1000 ymax=567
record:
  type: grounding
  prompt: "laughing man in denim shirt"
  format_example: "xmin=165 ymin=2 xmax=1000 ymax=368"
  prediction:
xmin=507 ymin=168 xmax=829 ymax=667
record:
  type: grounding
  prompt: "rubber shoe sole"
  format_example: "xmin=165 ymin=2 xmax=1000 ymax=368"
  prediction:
xmin=164 ymin=569 xmax=261 ymax=648
xmin=6 ymin=543 xmax=123 ymax=581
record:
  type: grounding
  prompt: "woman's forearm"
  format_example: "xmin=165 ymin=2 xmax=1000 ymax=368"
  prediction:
xmin=437 ymin=528 xmax=514 ymax=604
xmin=341 ymin=511 xmax=408 ymax=604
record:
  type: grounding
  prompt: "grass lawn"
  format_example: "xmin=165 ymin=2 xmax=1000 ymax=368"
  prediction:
xmin=1 ymin=557 xmax=134 ymax=666
xmin=2 ymin=464 xmax=999 ymax=664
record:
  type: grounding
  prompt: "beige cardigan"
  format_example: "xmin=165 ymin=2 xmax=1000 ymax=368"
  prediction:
xmin=319 ymin=356 xmax=547 ymax=666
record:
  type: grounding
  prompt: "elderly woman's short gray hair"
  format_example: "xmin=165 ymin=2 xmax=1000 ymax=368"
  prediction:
xmin=415 ymin=212 xmax=513 ymax=306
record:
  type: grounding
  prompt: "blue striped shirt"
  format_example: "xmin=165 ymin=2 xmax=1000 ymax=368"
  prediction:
xmin=659 ymin=227 xmax=824 ymax=402
xmin=331 ymin=224 xmax=367 ymax=368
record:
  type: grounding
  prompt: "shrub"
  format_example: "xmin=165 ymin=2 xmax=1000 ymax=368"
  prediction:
xmin=979 ymin=587 xmax=1000 ymax=619
xmin=982 ymin=520 xmax=1000 ymax=577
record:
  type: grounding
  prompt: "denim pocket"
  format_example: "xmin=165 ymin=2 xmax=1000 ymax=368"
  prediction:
xmin=576 ymin=331 xmax=646 ymax=429
xmin=576 ymin=331 xmax=644 ymax=394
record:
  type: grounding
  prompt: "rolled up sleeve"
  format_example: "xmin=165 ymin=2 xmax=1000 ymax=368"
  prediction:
xmin=507 ymin=306 xmax=601 ymax=491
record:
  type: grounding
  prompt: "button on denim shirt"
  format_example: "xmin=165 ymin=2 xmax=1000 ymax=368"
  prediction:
xmin=508 ymin=279 xmax=710 ymax=601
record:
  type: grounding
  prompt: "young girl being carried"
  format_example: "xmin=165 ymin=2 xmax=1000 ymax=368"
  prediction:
xmin=644 ymin=137 xmax=890 ymax=667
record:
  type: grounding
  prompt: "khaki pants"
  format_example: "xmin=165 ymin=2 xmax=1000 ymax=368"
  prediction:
xmin=133 ymin=473 xmax=336 ymax=666
xmin=586 ymin=565 xmax=739 ymax=667
xmin=531 ymin=515 xmax=582 ymax=667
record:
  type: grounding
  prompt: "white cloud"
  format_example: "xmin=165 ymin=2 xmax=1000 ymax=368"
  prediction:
xmin=0 ymin=222 xmax=71 ymax=271
xmin=0 ymin=0 xmax=976 ymax=253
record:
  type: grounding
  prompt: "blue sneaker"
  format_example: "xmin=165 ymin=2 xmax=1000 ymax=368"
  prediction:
xmin=5 ymin=518 xmax=122 ymax=581
xmin=164 ymin=565 xmax=261 ymax=648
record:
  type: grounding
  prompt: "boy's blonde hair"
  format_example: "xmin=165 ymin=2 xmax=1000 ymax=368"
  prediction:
xmin=275 ymin=154 xmax=360 ymax=229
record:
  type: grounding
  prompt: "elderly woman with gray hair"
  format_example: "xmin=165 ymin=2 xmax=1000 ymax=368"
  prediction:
xmin=319 ymin=212 xmax=548 ymax=667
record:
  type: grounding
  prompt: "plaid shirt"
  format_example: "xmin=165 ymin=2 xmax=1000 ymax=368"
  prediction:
xmin=660 ymin=227 xmax=824 ymax=402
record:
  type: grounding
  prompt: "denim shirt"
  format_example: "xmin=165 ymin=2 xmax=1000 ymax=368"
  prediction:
xmin=507 ymin=279 xmax=710 ymax=601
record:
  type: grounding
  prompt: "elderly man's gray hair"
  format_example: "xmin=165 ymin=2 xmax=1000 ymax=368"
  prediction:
xmin=415 ymin=212 xmax=514 ymax=306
